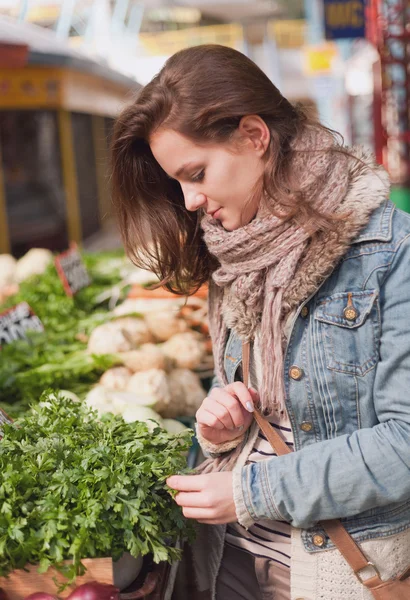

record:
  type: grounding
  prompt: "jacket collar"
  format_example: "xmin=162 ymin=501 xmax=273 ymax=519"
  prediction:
xmin=352 ymin=199 xmax=393 ymax=244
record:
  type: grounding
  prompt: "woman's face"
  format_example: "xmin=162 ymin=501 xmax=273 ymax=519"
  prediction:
xmin=149 ymin=117 xmax=269 ymax=231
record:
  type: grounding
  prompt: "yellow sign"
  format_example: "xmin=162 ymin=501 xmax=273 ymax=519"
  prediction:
xmin=0 ymin=67 xmax=132 ymax=117
xmin=139 ymin=24 xmax=242 ymax=56
xmin=268 ymin=20 xmax=306 ymax=49
xmin=304 ymin=43 xmax=338 ymax=75
xmin=139 ymin=20 xmax=306 ymax=57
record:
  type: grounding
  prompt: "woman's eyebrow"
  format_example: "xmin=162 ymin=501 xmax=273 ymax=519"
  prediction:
xmin=174 ymin=161 xmax=200 ymax=178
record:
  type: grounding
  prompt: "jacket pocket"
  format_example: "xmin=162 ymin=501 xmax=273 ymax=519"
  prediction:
xmin=314 ymin=290 xmax=380 ymax=376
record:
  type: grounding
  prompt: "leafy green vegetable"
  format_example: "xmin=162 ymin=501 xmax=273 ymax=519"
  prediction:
xmin=0 ymin=252 xmax=129 ymax=413
xmin=0 ymin=392 xmax=193 ymax=589
xmin=2 ymin=251 xmax=130 ymax=331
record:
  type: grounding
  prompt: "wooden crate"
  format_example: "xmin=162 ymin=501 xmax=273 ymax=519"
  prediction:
xmin=0 ymin=557 xmax=113 ymax=599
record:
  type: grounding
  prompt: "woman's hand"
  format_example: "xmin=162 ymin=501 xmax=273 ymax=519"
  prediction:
xmin=196 ymin=382 xmax=258 ymax=445
xmin=167 ymin=472 xmax=236 ymax=524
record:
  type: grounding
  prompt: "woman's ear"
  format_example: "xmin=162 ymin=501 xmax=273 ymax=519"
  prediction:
xmin=238 ymin=115 xmax=270 ymax=156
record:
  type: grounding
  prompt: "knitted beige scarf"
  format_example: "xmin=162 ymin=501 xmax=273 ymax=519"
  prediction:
xmin=200 ymin=128 xmax=389 ymax=472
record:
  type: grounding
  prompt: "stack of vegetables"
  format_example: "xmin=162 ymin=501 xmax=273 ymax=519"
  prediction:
xmin=0 ymin=249 xmax=213 ymax=427
xmin=0 ymin=250 xmax=130 ymax=418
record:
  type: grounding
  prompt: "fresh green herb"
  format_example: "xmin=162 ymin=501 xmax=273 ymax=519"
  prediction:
xmin=0 ymin=392 xmax=193 ymax=590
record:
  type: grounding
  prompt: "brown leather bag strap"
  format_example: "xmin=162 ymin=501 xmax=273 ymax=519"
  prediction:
xmin=241 ymin=342 xmax=385 ymax=589
xmin=242 ymin=342 xmax=291 ymax=456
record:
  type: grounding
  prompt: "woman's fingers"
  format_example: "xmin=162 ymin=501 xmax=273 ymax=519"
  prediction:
xmin=182 ymin=507 xmax=216 ymax=520
xmin=194 ymin=384 xmax=259 ymax=444
xmin=174 ymin=492 xmax=210 ymax=508
xmin=167 ymin=475 xmax=206 ymax=492
xmin=195 ymin=407 xmax=226 ymax=430
xmin=167 ymin=472 xmax=237 ymax=524
xmin=224 ymin=382 xmax=256 ymax=413
xmin=202 ymin=390 xmax=244 ymax=429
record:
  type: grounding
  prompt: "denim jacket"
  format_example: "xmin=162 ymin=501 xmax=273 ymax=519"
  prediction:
xmin=214 ymin=200 xmax=410 ymax=554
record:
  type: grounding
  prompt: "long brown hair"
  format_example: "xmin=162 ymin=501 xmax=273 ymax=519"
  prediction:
xmin=111 ymin=44 xmax=343 ymax=295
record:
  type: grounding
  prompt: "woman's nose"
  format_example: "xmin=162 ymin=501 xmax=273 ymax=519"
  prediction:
xmin=183 ymin=189 xmax=207 ymax=212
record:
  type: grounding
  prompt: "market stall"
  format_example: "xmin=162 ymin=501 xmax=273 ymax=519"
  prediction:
xmin=0 ymin=247 xmax=212 ymax=599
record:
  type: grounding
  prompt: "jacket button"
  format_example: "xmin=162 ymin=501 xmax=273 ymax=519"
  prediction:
xmin=343 ymin=306 xmax=359 ymax=321
xmin=312 ymin=534 xmax=326 ymax=547
xmin=301 ymin=306 xmax=309 ymax=318
xmin=300 ymin=421 xmax=313 ymax=433
xmin=289 ymin=366 xmax=303 ymax=380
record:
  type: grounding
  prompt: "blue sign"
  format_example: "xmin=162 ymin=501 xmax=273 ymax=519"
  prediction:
xmin=324 ymin=0 xmax=366 ymax=40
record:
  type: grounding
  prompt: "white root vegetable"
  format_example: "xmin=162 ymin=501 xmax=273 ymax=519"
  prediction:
xmin=162 ymin=418 xmax=189 ymax=434
xmin=166 ymin=369 xmax=206 ymax=418
xmin=144 ymin=311 xmax=188 ymax=342
xmin=127 ymin=369 xmax=171 ymax=414
xmin=15 ymin=248 xmax=53 ymax=282
xmin=162 ymin=332 xmax=206 ymax=370
xmin=100 ymin=367 xmax=133 ymax=391
xmin=122 ymin=405 xmax=163 ymax=430
xmin=120 ymin=344 xmax=168 ymax=372
xmin=112 ymin=317 xmax=154 ymax=346
xmin=88 ymin=323 xmax=132 ymax=354
xmin=87 ymin=318 xmax=152 ymax=355
xmin=84 ymin=385 xmax=112 ymax=414
xmin=0 ymin=254 xmax=16 ymax=288
xmin=84 ymin=386 xmax=156 ymax=416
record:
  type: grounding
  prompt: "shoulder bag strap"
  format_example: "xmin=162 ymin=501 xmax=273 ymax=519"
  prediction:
xmin=241 ymin=341 xmax=385 ymax=589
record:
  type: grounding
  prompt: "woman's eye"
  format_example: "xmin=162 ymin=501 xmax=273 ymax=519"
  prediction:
xmin=191 ymin=170 xmax=205 ymax=183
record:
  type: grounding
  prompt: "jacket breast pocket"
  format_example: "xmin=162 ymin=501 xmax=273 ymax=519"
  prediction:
xmin=314 ymin=290 xmax=380 ymax=376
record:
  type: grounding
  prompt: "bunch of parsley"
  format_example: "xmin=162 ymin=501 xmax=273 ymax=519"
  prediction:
xmin=0 ymin=392 xmax=193 ymax=587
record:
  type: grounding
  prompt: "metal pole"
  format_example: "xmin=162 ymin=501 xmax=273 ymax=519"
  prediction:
xmin=18 ymin=0 xmax=29 ymax=22
xmin=55 ymin=0 xmax=76 ymax=39
xmin=112 ymin=0 xmax=130 ymax=37
xmin=57 ymin=110 xmax=82 ymax=245
xmin=127 ymin=2 xmax=144 ymax=36
xmin=92 ymin=115 xmax=111 ymax=225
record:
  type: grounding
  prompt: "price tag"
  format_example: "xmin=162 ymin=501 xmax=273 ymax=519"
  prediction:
xmin=0 ymin=408 xmax=13 ymax=428
xmin=0 ymin=407 xmax=13 ymax=438
xmin=0 ymin=302 xmax=44 ymax=348
xmin=55 ymin=243 xmax=91 ymax=296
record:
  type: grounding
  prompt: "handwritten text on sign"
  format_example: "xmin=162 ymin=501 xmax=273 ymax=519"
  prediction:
xmin=324 ymin=0 xmax=365 ymax=40
xmin=55 ymin=245 xmax=91 ymax=296
xmin=0 ymin=302 xmax=44 ymax=347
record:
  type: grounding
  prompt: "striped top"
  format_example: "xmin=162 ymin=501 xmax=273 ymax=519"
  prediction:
xmin=225 ymin=319 xmax=295 ymax=569
xmin=225 ymin=410 xmax=294 ymax=568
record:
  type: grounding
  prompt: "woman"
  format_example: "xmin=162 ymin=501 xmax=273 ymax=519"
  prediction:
xmin=111 ymin=45 xmax=410 ymax=600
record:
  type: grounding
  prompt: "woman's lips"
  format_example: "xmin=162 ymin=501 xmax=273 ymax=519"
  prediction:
xmin=212 ymin=208 xmax=222 ymax=220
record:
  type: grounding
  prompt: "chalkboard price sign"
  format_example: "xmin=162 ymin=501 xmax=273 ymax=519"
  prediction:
xmin=0 ymin=407 xmax=13 ymax=436
xmin=0 ymin=302 xmax=44 ymax=348
xmin=55 ymin=244 xmax=91 ymax=296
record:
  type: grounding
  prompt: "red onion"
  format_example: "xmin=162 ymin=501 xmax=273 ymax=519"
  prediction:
xmin=66 ymin=582 xmax=120 ymax=600
xmin=23 ymin=594 xmax=59 ymax=600
xmin=0 ymin=589 xmax=9 ymax=600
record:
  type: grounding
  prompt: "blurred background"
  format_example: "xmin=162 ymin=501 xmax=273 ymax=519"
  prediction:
xmin=0 ymin=0 xmax=409 ymax=256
